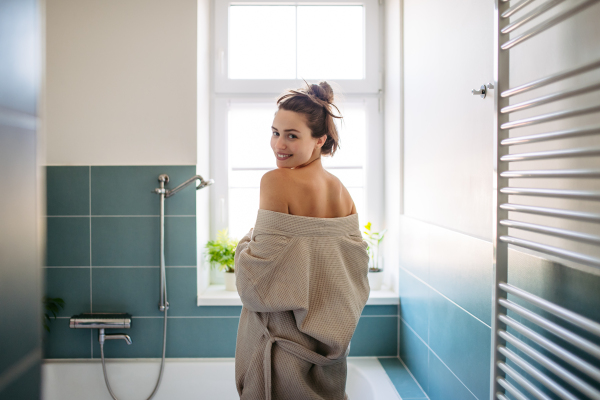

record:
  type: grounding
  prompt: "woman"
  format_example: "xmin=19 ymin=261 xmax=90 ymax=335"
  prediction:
xmin=233 ymin=81 xmax=370 ymax=400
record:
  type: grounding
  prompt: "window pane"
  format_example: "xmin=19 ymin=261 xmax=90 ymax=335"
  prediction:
xmin=297 ymin=6 xmax=364 ymax=79
xmin=229 ymin=169 xmax=270 ymax=188
xmin=348 ymin=187 xmax=366 ymax=228
xmin=229 ymin=188 xmax=260 ymax=241
xmin=327 ymin=168 xmax=364 ymax=189
xmin=228 ymin=102 xmax=278 ymax=169
xmin=321 ymin=102 xmax=366 ymax=168
xmin=229 ymin=6 xmax=296 ymax=79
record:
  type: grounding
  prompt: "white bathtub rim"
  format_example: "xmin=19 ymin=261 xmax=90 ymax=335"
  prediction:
xmin=42 ymin=357 xmax=402 ymax=400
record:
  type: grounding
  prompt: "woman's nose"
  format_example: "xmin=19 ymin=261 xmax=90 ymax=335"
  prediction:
xmin=275 ymin=136 xmax=286 ymax=149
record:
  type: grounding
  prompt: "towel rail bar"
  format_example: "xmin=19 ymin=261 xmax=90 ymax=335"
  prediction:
xmin=496 ymin=379 xmax=529 ymax=400
xmin=499 ymin=219 xmax=600 ymax=245
xmin=498 ymin=362 xmax=553 ymax=400
xmin=498 ymin=347 xmax=580 ymax=400
xmin=498 ymin=298 xmax=600 ymax=358
xmin=502 ymin=59 xmax=600 ymax=98
xmin=501 ymin=0 xmax=600 ymax=50
xmin=500 ymin=282 xmax=600 ymax=335
xmin=499 ymin=236 xmax=600 ymax=268
xmin=500 ymin=82 xmax=600 ymax=114
xmin=501 ymin=125 xmax=600 ymax=145
xmin=500 ymin=187 xmax=600 ymax=201
xmin=501 ymin=0 xmax=565 ymax=34
xmin=499 ymin=314 xmax=600 ymax=382
xmin=500 ymin=169 xmax=600 ymax=179
xmin=500 ymin=105 xmax=600 ymax=130
xmin=501 ymin=0 xmax=536 ymax=18
xmin=499 ymin=330 xmax=600 ymax=399
xmin=499 ymin=203 xmax=600 ymax=223
xmin=500 ymin=147 xmax=600 ymax=161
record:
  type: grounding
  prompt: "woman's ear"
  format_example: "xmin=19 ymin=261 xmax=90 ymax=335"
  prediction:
xmin=316 ymin=134 xmax=327 ymax=148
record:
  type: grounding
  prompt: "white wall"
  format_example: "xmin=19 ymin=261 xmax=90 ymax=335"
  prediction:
xmin=403 ymin=0 xmax=495 ymax=241
xmin=383 ymin=0 xmax=402 ymax=294
xmin=45 ymin=0 xmax=198 ymax=166
xmin=196 ymin=0 xmax=211 ymax=292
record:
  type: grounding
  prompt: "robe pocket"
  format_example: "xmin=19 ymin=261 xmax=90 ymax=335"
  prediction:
xmin=346 ymin=234 xmax=369 ymax=248
xmin=248 ymin=233 xmax=292 ymax=260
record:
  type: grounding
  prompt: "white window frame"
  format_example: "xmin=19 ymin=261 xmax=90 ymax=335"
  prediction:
xmin=198 ymin=0 xmax=392 ymax=304
xmin=213 ymin=0 xmax=381 ymax=94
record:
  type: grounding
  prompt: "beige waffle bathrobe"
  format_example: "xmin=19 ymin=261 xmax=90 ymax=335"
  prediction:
xmin=233 ymin=209 xmax=370 ymax=400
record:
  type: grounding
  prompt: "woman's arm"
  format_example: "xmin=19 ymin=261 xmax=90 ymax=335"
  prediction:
xmin=234 ymin=228 xmax=301 ymax=313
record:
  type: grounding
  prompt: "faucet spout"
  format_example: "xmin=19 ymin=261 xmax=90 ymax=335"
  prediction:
xmin=99 ymin=328 xmax=132 ymax=345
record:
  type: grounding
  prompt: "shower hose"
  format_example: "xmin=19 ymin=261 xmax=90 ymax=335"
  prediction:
xmin=99 ymin=280 xmax=168 ymax=400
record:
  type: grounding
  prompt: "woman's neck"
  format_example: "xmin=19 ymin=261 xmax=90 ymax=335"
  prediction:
xmin=292 ymin=153 xmax=323 ymax=170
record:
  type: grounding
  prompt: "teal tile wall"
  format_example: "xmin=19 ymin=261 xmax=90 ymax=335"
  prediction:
xmin=44 ymin=166 xmax=398 ymax=359
xmin=378 ymin=357 xmax=427 ymax=399
xmin=398 ymin=216 xmax=600 ymax=400
xmin=398 ymin=217 xmax=493 ymax=399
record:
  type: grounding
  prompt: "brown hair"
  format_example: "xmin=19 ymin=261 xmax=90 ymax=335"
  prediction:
xmin=276 ymin=80 xmax=343 ymax=156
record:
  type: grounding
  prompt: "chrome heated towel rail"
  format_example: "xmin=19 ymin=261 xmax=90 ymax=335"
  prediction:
xmin=491 ymin=0 xmax=600 ymax=399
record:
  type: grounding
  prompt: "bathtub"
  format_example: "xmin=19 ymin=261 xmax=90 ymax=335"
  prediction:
xmin=42 ymin=357 xmax=400 ymax=400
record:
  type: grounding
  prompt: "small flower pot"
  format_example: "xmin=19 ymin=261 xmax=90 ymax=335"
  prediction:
xmin=224 ymin=271 xmax=237 ymax=291
xmin=367 ymin=270 xmax=383 ymax=291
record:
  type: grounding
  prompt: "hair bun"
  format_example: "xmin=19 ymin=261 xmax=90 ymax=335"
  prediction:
xmin=308 ymin=81 xmax=334 ymax=104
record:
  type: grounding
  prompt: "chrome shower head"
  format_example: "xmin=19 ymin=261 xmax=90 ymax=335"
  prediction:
xmin=197 ymin=178 xmax=214 ymax=190
xmin=155 ymin=174 xmax=214 ymax=198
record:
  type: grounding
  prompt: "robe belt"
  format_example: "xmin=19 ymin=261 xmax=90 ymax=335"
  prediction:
xmin=262 ymin=322 xmax=351 ymax=400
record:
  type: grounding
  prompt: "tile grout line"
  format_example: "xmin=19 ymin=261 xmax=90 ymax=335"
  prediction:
xmin=397 ymin=297 xmax=400 ymax=358
xmin=397 ymin=340 xmax=430 ymax=400
xmin=45 ymin=265 xmax=197 ymax=268
xmin=375 ymin=358 xmax=402 ymax=400
xmin=399 ymin=265 xmax=491 ymax=329
xmin=400 ymin=317 xmax=479 ymax=400
xmin=57 ymin=315 xmax=391 ymax=319
xmin=359 ymin=315 xmax=399 ymax=318
xmin=89 ymin=166 xmax=92 ymax=358
xmin=46 ymin=215 xmax=196 ymax=217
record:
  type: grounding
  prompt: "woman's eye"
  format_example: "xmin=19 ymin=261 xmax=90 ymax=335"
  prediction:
xmin=272 ymin=131 xmax=279 ymax=136
xmin=288 ymin=134 xmax=296 ymax=139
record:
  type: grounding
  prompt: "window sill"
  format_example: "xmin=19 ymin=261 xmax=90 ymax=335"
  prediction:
xmin=197 ymin=285 xmax=399 ymax=306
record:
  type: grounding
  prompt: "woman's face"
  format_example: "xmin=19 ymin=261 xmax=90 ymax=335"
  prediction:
xmin=271 ymin=109 xmax=325 ymax=168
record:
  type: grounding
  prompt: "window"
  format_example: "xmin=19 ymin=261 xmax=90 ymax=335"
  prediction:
xmin=228 ymin=5 xmax=364 ymax=80
xmin=207 ymin=0 xmax=383 ymax=287
xmin=214 ymin=0 xmax=381 ymax=93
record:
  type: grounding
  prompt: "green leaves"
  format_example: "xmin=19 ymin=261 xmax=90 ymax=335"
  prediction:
xmin=362 ymin=222 xmax=387 ymax=272
xmin=43 ymin=296 xmax=65 ymax=333
xmin=204 ymin=229 xmax=239 ymax=273
xmin=362 ymin=221 xmax=387 ymax=249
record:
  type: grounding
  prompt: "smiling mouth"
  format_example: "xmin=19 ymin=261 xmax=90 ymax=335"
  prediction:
xmin=276 ymin=153 xmax=292 ymax=160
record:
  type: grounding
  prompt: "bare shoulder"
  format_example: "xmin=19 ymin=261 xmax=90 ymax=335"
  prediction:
xmin=259 ymin=169 xmax=292 ymax=213
xmin=325 ymin=170 xmax=356 ymax=215
xmin=340 ymin=180 xmax=357 ymax=215
xmin=261 ymin=168 xmax=294 ymax=189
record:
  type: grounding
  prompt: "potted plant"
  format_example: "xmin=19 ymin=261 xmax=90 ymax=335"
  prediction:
xmin=362 ymin=222 xmax=387 ymax=290
xmin=204 ymin=229 xmax=239 ymax=291
xmin=43 ymin=296 xmax=65 ymax=332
